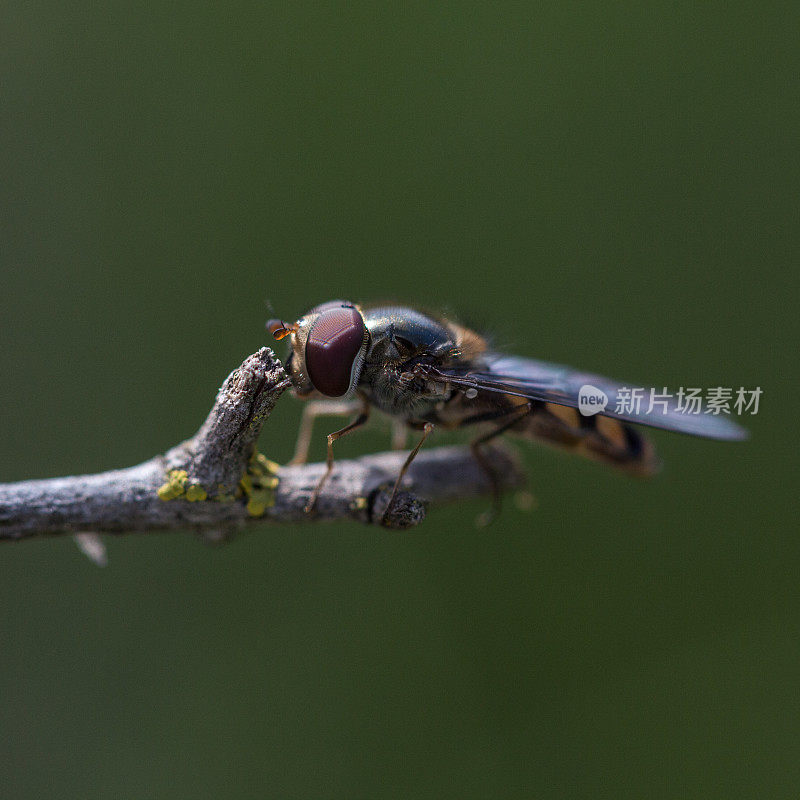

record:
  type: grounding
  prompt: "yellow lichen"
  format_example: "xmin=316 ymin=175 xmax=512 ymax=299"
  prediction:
xmin=185 ymin=484 xmax=208 ymax=502
xmin=239 ymin=450 xmax=280 ymax=516
xmin=252 ymin=452 xmax=281 ymax=475
xmin=246 ymin=500 xmax=266 ymax=517
xmin=157 ymin=482 xmax=180 ymax=501
xmin=158 ymin=454 xmax=279 ymax=511
xmin=157 ymin=469 xmax=189 ymax=501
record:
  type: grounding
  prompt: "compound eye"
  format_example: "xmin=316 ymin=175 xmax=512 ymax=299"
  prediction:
xmin=305 ymin=307 xmax=366 ymax=397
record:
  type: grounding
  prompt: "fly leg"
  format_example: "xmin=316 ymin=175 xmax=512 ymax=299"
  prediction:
xmin=304 ymin=400 xmax=370 ymax=513
xmin=381 ymin=422 xmax=434 ymax=524
xmin=390 ymin=419 xmax=408 ymax=450
xmin=469 ymin=402 xmax=532 ymax=527
xmin=290 ymin=399 xmax=363 ymax=466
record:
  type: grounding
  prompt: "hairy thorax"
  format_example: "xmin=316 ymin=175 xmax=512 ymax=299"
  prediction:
xmin=358 ymin=359 xmax=451 ymax=420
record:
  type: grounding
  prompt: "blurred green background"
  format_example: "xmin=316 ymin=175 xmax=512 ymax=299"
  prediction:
xmin=1 ymin=1 xmax=796 ymax=797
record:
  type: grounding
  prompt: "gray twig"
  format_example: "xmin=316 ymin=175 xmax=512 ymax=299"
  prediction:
xmin=0 ymin=348 xmax=526 ymax=542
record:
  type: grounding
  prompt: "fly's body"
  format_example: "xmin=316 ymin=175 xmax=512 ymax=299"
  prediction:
xmin=357 ymin=306 xmax=456 ymax=418
xmin=267 ymin=300 xmax=746 ymax=521
xmin=357 ymin=306 xmax=657 ymax=475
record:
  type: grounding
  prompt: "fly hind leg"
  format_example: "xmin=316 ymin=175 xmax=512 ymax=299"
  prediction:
xmin=469 ymin=402 xmax=532 ymax=527
xmin=391 ymin=418 xmax=408 ymax=450
xmin=381 ymin=422 xmax=434 ymax=524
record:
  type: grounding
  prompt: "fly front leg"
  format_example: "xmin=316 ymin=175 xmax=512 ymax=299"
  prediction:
xmin=304 ymin=399 xmax=370 ymax=514
xmin=290 ymin=399 xmax=364 ymax=466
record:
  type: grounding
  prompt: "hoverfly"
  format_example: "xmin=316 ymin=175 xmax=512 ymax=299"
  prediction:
xmin=267 ymin=301 xmax=746 ymax=522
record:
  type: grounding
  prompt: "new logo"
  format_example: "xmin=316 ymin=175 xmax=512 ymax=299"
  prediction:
xmin=578 ymin=385 xmax=608 ymax=416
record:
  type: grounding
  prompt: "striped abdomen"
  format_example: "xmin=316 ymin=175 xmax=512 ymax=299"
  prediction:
xmin=511 ymin=400 xmax=660 ymax=476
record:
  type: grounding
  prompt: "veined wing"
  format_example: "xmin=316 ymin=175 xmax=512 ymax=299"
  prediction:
xmin=418 ymin=353 xmax=748 ymax=441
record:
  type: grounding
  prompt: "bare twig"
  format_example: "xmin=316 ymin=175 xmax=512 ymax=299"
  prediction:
xmin=0 ymin=348 xmax=525 ymax=542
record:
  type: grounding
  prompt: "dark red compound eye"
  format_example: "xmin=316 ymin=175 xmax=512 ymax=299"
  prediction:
xmin=305 ymin=307 xmax=366 ymax=397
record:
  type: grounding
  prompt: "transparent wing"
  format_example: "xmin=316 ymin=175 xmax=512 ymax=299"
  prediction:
xmin=417 ymin=353 xmax=748 ymax=441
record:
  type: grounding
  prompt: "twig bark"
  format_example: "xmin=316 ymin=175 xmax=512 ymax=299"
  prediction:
xmin=0 ymin=348 xmax=525 ymax=542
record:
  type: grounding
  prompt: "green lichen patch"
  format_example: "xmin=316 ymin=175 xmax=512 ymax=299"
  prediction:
xmin=157 ymin=453 xmax=279 ymax=514
xmin=239 ymin=451 xmax=281 ymax=517
xmin=157 ymin=470 xmax=207 ymax=502
xmin=157 ymin=469 xmax=189 ymax=501
xmin=185 ymin=484 xmax=208 ymax=502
